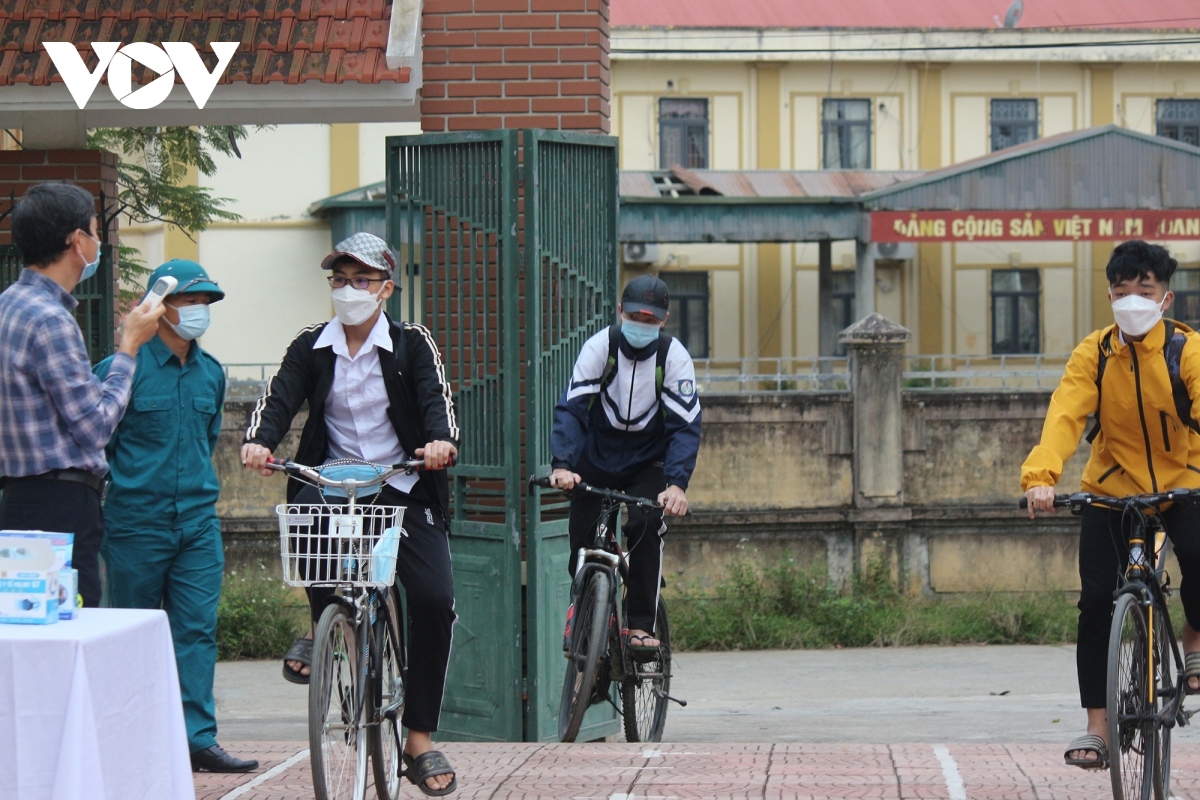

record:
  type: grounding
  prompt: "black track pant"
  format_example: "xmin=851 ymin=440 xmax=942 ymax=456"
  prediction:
xmin=296 ymin=484 xmax=457 ymax=733
xmin=568 ymin=462 xmax=666 ymax=633
xmin=0 ymin=478 xmax=104 ymax=607
xmin=1078 ymin=503 xmax=1200 ymax=708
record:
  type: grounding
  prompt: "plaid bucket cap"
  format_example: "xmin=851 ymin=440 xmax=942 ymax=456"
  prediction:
xmin=320 ymin=232 xmax=397 ymax=280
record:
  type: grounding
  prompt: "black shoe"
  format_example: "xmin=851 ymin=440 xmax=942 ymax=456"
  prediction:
xmin=191 ymin=744 xmax=259 ymax=773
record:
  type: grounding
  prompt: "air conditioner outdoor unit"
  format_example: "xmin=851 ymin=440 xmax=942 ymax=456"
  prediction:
xmin=873 ymin=242 xmax=916 ymax=261
xmin=623 ymin=242 xmax=659 ymax=264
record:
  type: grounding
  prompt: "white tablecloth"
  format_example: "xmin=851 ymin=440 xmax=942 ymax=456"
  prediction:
xmin=0 ymin=608 xmax=195 ymax=800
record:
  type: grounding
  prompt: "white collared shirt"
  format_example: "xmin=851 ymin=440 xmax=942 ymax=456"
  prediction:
xmin=314 ymin=315 xmax=418 ymax=494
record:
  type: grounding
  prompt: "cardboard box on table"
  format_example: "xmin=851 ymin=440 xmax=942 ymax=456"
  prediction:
xmin=0 ymin=531 xmax=76 ymax=622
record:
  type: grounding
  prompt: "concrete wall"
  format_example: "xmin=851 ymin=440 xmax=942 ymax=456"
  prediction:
xmin=215 ymin=390 xmax=1097 ymax=596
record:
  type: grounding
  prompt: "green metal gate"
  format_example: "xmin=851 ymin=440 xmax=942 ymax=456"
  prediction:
xmin=523 ymin=131 xmax=620 ymax=741
xmin=386 ymin=130 xmax=619 ymax=742
xmin=0 ymin=243 xmax=116 ymax=364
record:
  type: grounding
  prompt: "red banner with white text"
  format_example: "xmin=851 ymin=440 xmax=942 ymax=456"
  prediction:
xmin=870 ymin=210 xmax=1200 ymax=243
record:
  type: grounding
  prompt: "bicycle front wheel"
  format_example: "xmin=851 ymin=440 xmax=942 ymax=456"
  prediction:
xmin=1150 ymin=602 xmax=1174 ymax=800
xmin=310 ymin=601 xmax=367 ymax=800
xmin=370 ymin=591 xmax=406 ymax=800
xmin=559 ymin=571 xmax=610 ymax=743
xmin=1108 ymin=593 xmax=1156 ymax=800
xmin=622 ymin=597 xmax=672 ymax=742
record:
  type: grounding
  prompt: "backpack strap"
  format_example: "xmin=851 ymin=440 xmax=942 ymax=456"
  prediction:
xmin=1163 ymin=319 xmax=1200 ymax=436
xmin=1085 ymin=328 xmax=1113 ymax=444
xmin=589 ymin=325 xmax=622 ymax=410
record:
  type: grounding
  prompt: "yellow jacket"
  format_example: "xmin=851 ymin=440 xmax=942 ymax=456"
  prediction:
xmin=1021 ymin=320 xmax=1200 ymax=496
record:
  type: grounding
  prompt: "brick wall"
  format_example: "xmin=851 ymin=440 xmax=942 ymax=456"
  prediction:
xmin=0 ymin=149 xmax=120 ymax=244
xmin=421 ymin=0 xmax=611 ymax=133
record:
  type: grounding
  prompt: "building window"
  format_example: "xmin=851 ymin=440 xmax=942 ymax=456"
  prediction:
xmin=660 ymin=271 xmax=709 ymax=358
xmin=991 ymin=99 xmax=1039 ymax=151
xmin=992 ymin=269 xmax=1040 ymax=354
xmin=1174 ymin=268 xmax=1200 ymax=328
xmin=822 ymin=99 xmax=871 ymax=169
xmin=831 ymin=271 xmax=857 ymax=356
xmin=659 ymin=99 xmax=708 ymax=169
xmin=1157 ymin=100 xmax=1200 ymax=146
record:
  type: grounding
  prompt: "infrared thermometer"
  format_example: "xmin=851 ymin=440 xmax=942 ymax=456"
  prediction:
xmin=141 ymin=275 xmax=178 ymax=310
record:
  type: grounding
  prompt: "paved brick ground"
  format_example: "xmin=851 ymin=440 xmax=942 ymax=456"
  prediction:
xmin=192 ymin=740 xmax=1200 ymax=799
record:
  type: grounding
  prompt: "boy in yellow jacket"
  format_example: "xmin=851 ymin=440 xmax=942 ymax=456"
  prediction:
xmin=1023 ymin=240 xmax=1200 ymax=770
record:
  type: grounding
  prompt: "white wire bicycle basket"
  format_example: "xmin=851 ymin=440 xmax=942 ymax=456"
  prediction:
xmin=276 ymin=503 xmax=406 ymax=588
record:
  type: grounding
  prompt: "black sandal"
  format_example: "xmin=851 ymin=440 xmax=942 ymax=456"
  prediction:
xmin=402 ymin=750 xmax=458 ymax=796
xmin=1185 ymin=652 xmax=1200 ymax=694
xmin=282 ymin=637 xmax=312 ymax=685
xmin=628 ymin=633 xmax=659 ymax=651
xmin=1064 ymin=734 xmax=1109 ymax=770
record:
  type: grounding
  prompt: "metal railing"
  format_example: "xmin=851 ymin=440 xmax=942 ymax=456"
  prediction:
xmin=224 ymin=352 xmax=1072 ymax=402
xmin=223 ymin=363 xmax=278 ymax=402
xmin=694 ymin=357 xmax=850 ymax=392
xmin=691 ymin=352 xmax=1070 ymax=393
xmin=901 ymin=353 xmax=1069 ymax=390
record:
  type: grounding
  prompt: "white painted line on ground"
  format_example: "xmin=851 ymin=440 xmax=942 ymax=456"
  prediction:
xmin=933 ymin=744 xmax=968 ymax=800
xmin=643 ymin=749 xmax=663 ymax=758
xmin=218 ymin=748 xmax=310 ymax=800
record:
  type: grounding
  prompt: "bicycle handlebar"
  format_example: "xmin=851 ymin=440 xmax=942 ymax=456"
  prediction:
xmin=1018 ymin=488 xmax=1200 ymax=511
xmin=266 ymin=455 xmax=455 ymax=487
xmin=529 ymin=474 xmax=662 ymax=510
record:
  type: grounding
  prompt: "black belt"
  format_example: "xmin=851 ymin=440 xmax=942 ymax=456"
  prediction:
xmin=5 ymin=468 xmax=105 ymax=493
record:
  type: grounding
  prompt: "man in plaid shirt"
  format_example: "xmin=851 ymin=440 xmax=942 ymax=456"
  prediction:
xmin=0 ymin=182 xmax=164 ymax=607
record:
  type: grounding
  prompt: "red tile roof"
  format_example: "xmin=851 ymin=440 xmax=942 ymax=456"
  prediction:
xmin=610 ymin=0 xmax=1200 ymax=31
xmin=0 ymin=0 xmax=409 ymax=88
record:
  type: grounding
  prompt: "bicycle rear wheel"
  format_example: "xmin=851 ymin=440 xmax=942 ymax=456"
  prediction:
xmin=370 ymin=590 xmax=405 ymax=800
xmin=559 ymin=571 xmax=610 ymax=743
xmin=1108 ymin=593 xmax=1156 ymax=800
xmin=622 ymin=597 xmax=672 ymax=743
xmin=310 ymin=601 xmax=368 ymax=800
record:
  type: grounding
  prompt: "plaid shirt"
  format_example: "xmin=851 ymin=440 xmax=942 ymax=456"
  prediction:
xmin=0 ymin=269 xmax=135 ymax=478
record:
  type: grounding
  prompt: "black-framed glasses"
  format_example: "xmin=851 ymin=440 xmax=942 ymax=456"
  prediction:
xmin=327 ymin=275 xmax=389 ymax=290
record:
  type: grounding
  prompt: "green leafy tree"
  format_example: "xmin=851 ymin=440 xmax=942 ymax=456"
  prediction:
xmin=88 ymin=126 xmax=256 ymax=308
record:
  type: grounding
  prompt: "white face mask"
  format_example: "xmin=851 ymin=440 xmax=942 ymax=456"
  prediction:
xmin=1111 ymin=294 xmax=1166 ymax=338
xmin=331 ymin=285 xmax=383 ymax=327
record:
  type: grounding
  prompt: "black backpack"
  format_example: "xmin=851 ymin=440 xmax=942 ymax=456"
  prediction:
xmin=589 ymin=324 xmax=672 ymax=409
xmin=1087 ymin=319 xmax=1200 ymax=443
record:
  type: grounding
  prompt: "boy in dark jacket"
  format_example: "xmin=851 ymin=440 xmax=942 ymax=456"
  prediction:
xmin=241 ymin=232 xmax=458 ymax=794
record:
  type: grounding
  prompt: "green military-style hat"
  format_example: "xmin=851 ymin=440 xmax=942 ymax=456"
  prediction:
xmin=145 ymin=259 xmax=224 ymax=302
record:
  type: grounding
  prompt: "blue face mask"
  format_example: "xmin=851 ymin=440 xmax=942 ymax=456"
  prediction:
xmin=79 ymin=233 xmax=101 ymax=282
xmin=621 ymin=318 xmax=661 ymax=349
xmin=167 ymin=303 xmax=210 ymax=341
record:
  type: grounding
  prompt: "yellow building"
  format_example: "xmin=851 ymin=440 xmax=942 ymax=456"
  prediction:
xmin=610 ymin=1 xmax=1200 ymax=364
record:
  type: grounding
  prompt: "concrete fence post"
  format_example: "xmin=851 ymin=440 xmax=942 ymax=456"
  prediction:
xmin=840 ymin=313 xmax=911 ymax=508
xmin=839 ymin=314 xmax=925 ymax=595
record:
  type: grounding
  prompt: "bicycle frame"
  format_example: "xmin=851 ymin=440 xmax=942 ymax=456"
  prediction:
xmin=568 ymin=492 xmax=633 ymax=679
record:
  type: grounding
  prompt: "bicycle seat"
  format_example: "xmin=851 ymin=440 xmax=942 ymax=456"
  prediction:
xmin=319 ymin=463 xmax=385 ymax=498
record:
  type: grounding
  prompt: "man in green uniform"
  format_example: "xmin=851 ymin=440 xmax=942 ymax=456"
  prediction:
xmin=95 ymin=260 xmax=258 ymax=773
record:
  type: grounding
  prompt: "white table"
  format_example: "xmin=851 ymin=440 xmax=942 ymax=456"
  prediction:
xmin=0 ymin=608 xmax=195 ymax=800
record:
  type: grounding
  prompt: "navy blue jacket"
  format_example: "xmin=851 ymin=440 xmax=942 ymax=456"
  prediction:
xmin=551 ymin=328 xmax=701 ymax=490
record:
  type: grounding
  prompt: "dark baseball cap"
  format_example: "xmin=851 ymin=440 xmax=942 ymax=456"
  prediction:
xmin=621 ymin=275 xmax=669 ymax=321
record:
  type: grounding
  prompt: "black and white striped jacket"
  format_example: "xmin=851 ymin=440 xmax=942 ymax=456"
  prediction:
xmin=244 ymin=314 xmax=459 ymax=516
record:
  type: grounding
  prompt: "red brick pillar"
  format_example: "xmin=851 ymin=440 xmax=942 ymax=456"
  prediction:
xmin=420 ymin=0 xmax=610 ymax=133
xmin=0 ymin=149 xmax=120 ymax=245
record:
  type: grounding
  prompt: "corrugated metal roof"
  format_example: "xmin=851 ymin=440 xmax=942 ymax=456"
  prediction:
xmin=620 ymin=169 xmax=920 ymax=198
xmin=611 ymin=0 xmax=1200 ymax=30
xmin=862 ymin=125 xmax=1200 ymax=210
